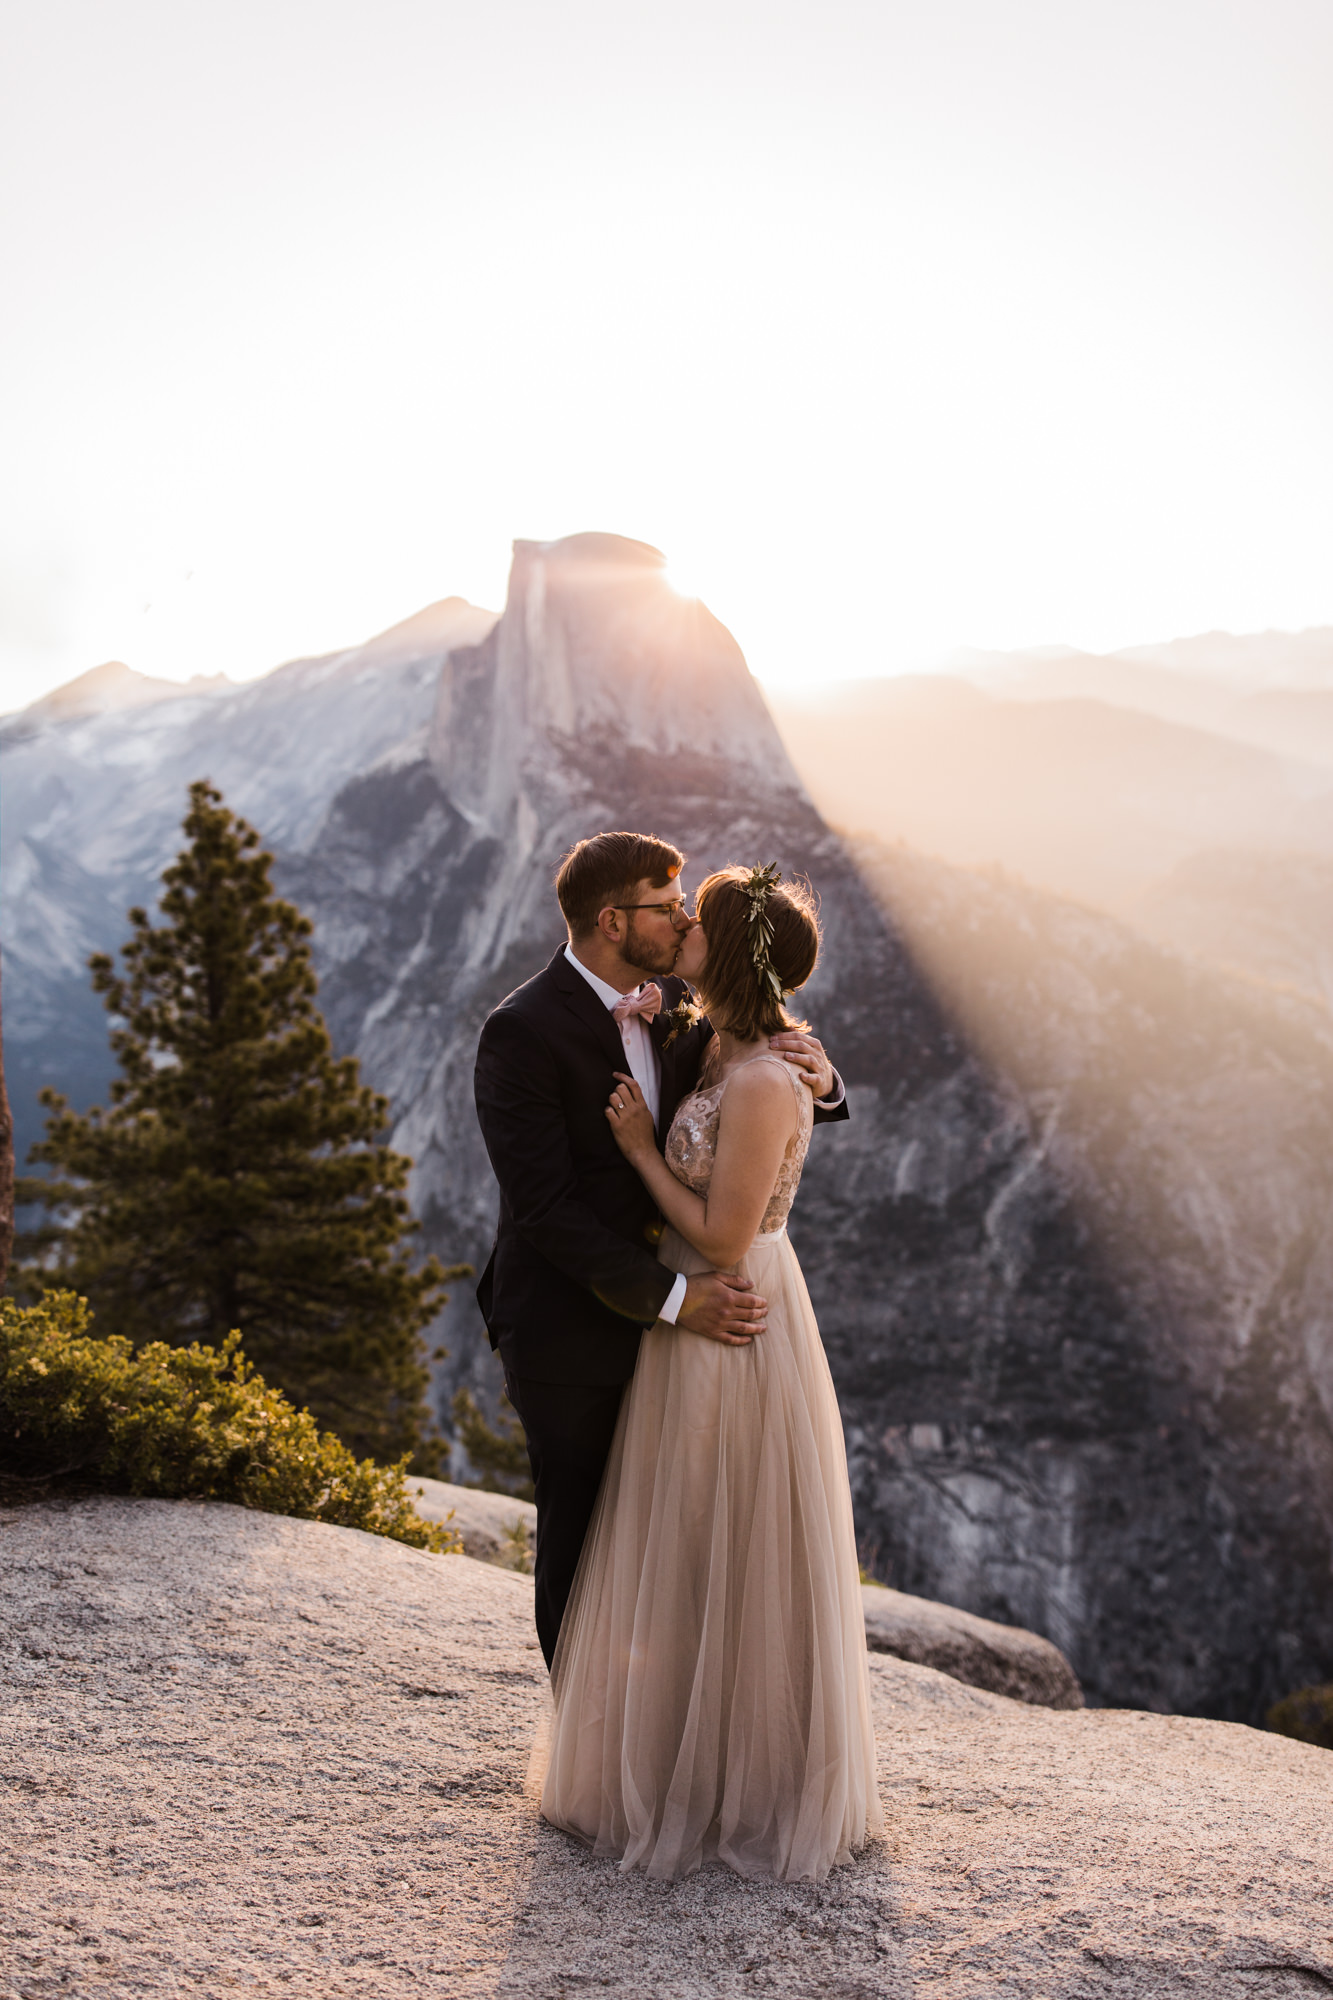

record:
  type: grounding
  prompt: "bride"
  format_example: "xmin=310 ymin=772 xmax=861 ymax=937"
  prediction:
xmin=540 ymin=864 xmax=883 ymax=1882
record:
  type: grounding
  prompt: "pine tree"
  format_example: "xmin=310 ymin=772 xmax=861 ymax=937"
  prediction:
xmin=26 ymin=780 xmax=460 ymax=1466
xmin=0 ymin=961 xmax=13 ymax=1293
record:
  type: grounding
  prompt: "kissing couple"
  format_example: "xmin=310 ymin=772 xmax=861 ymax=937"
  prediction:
xmin=474 ymin=830 xmax=882 ymax=1882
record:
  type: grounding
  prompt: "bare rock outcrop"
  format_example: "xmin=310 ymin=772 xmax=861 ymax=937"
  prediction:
xmin=416 ymin=1478 xmax=1083 ymax=1709
xmin=3 ymin=1498 xmax=1331 ymax=2000
xmin=411 ymin=1475 xmax=535 ymax=1568
xmin=862 ymin=1581 xmax=1082 ymax=1709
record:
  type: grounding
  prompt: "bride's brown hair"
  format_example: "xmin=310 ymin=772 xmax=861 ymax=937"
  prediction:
xmin=693 ymin=867 xmax=820 ymax=1042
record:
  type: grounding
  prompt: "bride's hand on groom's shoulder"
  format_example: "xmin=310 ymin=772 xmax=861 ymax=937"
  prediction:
xmin=768 ymin=1031 xmax=834 ymax=1099
xmin=606 ymin=1073 xmax=656 ymax=1161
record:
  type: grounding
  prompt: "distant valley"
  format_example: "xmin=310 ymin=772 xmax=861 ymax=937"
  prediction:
xmin=769 ymin=628 xmax=1333 ymax=1003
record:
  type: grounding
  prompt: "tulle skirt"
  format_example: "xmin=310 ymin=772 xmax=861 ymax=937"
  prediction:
xmin=540 ymin=1224 xmax=884 ymax=1882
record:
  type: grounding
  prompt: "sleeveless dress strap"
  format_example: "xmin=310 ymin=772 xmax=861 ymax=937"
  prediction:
xmin=749 ymin=1051 xmax=812 ymax=1107
xmin=712 ymin=1051 xmax=808 ymax=1115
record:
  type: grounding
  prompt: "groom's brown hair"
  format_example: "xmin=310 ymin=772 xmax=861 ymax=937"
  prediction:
xmin=556 ymin=831 xmax=685 ymax=938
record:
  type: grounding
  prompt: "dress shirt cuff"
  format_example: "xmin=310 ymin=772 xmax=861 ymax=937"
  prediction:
xmin=814 ymin=1068 xmax=846 ymax=1111
xmin=658 ymin=1272 xmax=688 ymax=1325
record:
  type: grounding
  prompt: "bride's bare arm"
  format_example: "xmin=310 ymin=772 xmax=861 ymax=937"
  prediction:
xmin=605 ymin=1066 xmax=796 ymax=1267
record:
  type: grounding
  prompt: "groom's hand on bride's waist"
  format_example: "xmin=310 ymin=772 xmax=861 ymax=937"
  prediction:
xmin=676 ymin=1272 xmax=769 ymax=1346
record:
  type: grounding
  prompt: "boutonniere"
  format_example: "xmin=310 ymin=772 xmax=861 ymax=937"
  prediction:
xmin=660 ymin=992 xmax=702 ymax=1049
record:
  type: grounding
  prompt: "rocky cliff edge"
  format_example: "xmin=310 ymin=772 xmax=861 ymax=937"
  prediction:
xmin=3 ymin=1499 xmax=1329 ymax=2000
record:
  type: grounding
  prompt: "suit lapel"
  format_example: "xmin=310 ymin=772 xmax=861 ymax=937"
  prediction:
xmin=646 ymin=979 xmax=681 ymax=1063
xmin=648 ymin=985 xmax=679 ymax=1145
xmin=549 ymin=947 xmax=632 ymax=1076
xmin=651 ymin=982 xmax=707 ymax=1141
xmin=547 ymin=951 xmax=699 ymax=1144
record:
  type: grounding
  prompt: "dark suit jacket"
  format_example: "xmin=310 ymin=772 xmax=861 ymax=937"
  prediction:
xmin=473 ymin=946 xmax=849 ymax=1385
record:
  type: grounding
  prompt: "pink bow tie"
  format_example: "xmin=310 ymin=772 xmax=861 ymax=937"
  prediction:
xmin=613 ymin=984 xmax=662 ymax=1026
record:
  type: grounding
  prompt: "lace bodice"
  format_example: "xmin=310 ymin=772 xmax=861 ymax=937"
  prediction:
xmin=663 ymin=1048 xmax=814 ymax=1237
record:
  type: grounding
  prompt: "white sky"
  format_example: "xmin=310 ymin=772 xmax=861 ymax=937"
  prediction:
xmin=2 ymin=0 xmax=1331 ymax=709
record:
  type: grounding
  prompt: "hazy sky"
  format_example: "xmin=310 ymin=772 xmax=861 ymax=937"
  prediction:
xmin=3 ymin=0 xmax=1331 ymax=708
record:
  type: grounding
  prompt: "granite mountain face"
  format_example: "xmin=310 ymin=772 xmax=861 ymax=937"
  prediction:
xmin=4 ymin=533 xmax=1332 ymax=1721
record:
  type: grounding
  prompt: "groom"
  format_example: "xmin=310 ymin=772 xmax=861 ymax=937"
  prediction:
xmin=473 ymin=830 xmax=849 ymax=1667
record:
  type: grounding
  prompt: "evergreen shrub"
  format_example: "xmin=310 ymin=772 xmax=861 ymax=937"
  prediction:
xmin=0 ymin=1291 xmax=462 ymax=1553
xmin=1267 ymin=1683 xmax=1333 ymax=1751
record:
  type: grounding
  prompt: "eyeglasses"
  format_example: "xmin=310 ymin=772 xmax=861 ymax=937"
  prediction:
xmin=608 ymin=901 xmax=694 ymax=927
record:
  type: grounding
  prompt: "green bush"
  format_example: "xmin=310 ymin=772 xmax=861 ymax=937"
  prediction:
xmin=0 ymin=1291 xmax=462 ymax=1554
xmin=1267 ymin=1683 xmax=1333 ymax=1751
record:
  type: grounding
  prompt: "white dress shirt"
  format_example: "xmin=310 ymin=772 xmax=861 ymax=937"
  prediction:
xmin=564 ymin=944 xmax=689 ymax=1326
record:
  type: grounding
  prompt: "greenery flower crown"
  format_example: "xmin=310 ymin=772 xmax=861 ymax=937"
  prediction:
xmin=743 ymin=861 xmax=787 ymax=1004
xmin=661 ymin=863 xmax=788 ymax=1046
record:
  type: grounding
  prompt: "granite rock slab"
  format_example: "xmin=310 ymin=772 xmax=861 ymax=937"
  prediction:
xmin=862 ymin=1581 xmax=1083 ymax=1708
xmin=2 ymin=1496 xmax=1330 ymax=2000
xmin=410 ymin=1476 xmax=536 ymax=1568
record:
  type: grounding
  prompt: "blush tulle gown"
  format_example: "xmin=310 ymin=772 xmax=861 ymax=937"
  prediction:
xmin=540 ymin=1051 xmax=884 ymax=1882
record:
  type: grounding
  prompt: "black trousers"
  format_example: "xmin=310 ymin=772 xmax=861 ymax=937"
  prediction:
xmin=503 ymin=1369 xmax=626 ymax=1670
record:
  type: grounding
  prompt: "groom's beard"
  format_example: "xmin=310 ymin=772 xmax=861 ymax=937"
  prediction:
xmin=622 ymin=915 xmax=680 ymax=979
